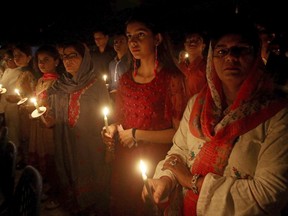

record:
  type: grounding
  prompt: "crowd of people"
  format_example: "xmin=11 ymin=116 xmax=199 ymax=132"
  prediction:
xmin=0 ymin=4 xmax=288 ymax=216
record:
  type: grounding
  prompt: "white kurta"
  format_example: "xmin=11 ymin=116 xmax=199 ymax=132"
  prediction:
xmin=154 ymin=96 xmax=288 ymax=216
xmin=0 ymin=67 xmax=22 ymax=147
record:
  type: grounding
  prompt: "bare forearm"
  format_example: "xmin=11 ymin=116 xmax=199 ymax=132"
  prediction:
xmin=135 ymin=128 xmax=176 ymax=144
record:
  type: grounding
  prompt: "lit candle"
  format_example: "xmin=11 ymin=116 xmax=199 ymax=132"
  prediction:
xmin=184 ymin=52 xmax=189 ymax=59
xmin=15 ymin=88 xmax=23 ymax=100
xmin=103 ymin=74 xmax=107 ymax=83
xmin=140 ymin=160 xmax=154 ymax=201
xmin=30 ymin=97 xmax=41 ymax=112
xmin=102 ymin=106 xmax=110 ymax=134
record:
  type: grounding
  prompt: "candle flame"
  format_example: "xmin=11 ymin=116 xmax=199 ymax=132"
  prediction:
xmin=140 ymin=160 xmax=147 ymax=180
xmin=103 ymin=74 xmax=107 ymax=82
xmin=102 ymin=106 xmax=109 ymax=116
xmin=15 ymin=88 xmax=20 ymax=95
xmin=185 ymin=53 xmax=189 ymax=58
xmin=30 ymin=97 xmax=37 ymax=103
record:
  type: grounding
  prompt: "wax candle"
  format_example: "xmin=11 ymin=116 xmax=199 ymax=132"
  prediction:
xmin=102 ymin=106 xmax=110 ymax=134
xmin=140 ymin=160 xmax=154 ymax=201
xmin=30 ymin=97 xmax=41 ymax=112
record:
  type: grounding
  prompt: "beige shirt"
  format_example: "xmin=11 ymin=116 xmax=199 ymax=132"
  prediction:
xmin=154 ymin=96 xmax=288 ymax=216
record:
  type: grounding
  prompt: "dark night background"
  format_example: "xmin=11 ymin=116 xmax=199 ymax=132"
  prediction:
xmin=1 ymin=0 xmax=287 ymax=46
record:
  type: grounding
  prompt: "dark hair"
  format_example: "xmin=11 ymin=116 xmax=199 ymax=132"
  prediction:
xmin=210 ymin=14 xmax=260 ymax=55
xmin=34 ymin=44 xmax=63 ymax=75
xmin=13 ymin=43 xmax=32 ymax=57
xmin=125 ymin=5 xmax=179 ymax=72
xmin=35 ymin=44 xmax=60 ymax=61
xmin=62 ymin=41 xmax=85 ymax=58
xmin=125 ymin=5 xmax=163 ymax=34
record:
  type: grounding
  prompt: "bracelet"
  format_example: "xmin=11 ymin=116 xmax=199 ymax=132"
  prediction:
xmin=106 ymin=145 xmax=115 ymax=152
xmin=132 ymin=128 xmax=138 ymax=147
xmin=190 ymin=174 xmax=200 ymax=194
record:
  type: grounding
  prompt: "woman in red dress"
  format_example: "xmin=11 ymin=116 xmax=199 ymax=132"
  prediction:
xmin=102 ymin=6 xmax=187 ymax=216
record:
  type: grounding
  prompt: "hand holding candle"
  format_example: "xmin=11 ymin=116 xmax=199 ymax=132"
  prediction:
xmin=140 ymin=160 xmax=154 ymax=202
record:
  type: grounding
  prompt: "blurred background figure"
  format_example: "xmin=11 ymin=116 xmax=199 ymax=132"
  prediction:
xmin=91 ymin=26 xmax=116 ymax=78
xmin=178 ymin=30 xmax=209 ymax=99
xmin=108 ymin=32 xmax=129 ymax=103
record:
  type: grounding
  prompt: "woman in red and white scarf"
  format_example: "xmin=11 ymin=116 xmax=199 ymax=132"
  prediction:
xmin=143 ymin=14 xmax=288 ymax=216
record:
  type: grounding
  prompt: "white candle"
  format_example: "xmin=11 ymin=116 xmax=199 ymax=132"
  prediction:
xmin=15 ymin=88 xmax=23 ymax=99
xmin=140 ymin=160 xmax=154 ymax=201
xmin=30 ymin=97 xmax=41 ymax=112
xmin=103 ymin=74 xmax=107 ymax=83
xmin=0 ymin=84 xmax=2 ymax=89
xmin=102 ymin=107 xmax=110 ymax=134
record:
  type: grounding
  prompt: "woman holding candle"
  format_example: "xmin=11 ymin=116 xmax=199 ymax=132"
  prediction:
xmin=44 ymin=41 xmax=111 ymax=215
xmin=101 ymin=6 xmax=187 ymax=216
xmin=143 ymin=14 xmax=288 ymax=215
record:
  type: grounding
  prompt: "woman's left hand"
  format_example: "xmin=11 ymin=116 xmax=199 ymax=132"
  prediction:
xmin=162 ymin=154 xmax=193 ymax=189
xmin=117 ymin=125 xmax=135 ymax=148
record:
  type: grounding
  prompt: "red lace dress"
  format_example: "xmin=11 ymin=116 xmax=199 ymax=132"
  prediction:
xmin=110 ymin=67 xmax=187 ymax=216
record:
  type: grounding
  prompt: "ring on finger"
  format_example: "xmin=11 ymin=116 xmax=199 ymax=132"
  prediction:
xmin=169 ymin=159 xmax=177 ymax=166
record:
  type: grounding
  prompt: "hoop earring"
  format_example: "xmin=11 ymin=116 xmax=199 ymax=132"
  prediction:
xmin=133 ymin=57 xmax=137 ymax=77
xmin=154 ymin=45 xmax=159 ymax=76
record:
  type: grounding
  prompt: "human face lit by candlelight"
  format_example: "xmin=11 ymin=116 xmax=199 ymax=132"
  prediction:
xmin=37 ymin=53 xmax=59 ymax=74
xmin=184 ymin=33 xmax=206 ymax=56
xmin=13 ymin=48 xmax=32 ymax=67
xmin=126 ymin=22 xmax=160 ymax=61
xmin=213 ymin=34 xmax=255 ymax=90
xmin=62 ymin=47 xmax=82 ymax=76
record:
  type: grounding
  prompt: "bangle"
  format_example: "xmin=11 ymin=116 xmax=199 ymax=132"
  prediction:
xmin=132 ymin=128 xmax=138 ymax=147
xmin=190 ymin=174 xmax=200 ymax=194
xmin=106 ymin=146 xmax=115 ymax=152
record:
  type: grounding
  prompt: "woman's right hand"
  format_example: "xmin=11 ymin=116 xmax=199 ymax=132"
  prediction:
xmin=101 ymin=124 xmax=117 ymax=150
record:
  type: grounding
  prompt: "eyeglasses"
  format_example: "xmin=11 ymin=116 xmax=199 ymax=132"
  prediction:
xmin=213 ymin=46 xmax=253 ymax=58
xmin=62 ymin=53 xmax=78 ymax=60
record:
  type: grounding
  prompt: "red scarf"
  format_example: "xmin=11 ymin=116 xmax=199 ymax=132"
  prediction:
xmin=184 ymin=47 xmax=287 ymax=215
xmin=42 ymin=73 xmax=59 ymax=80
